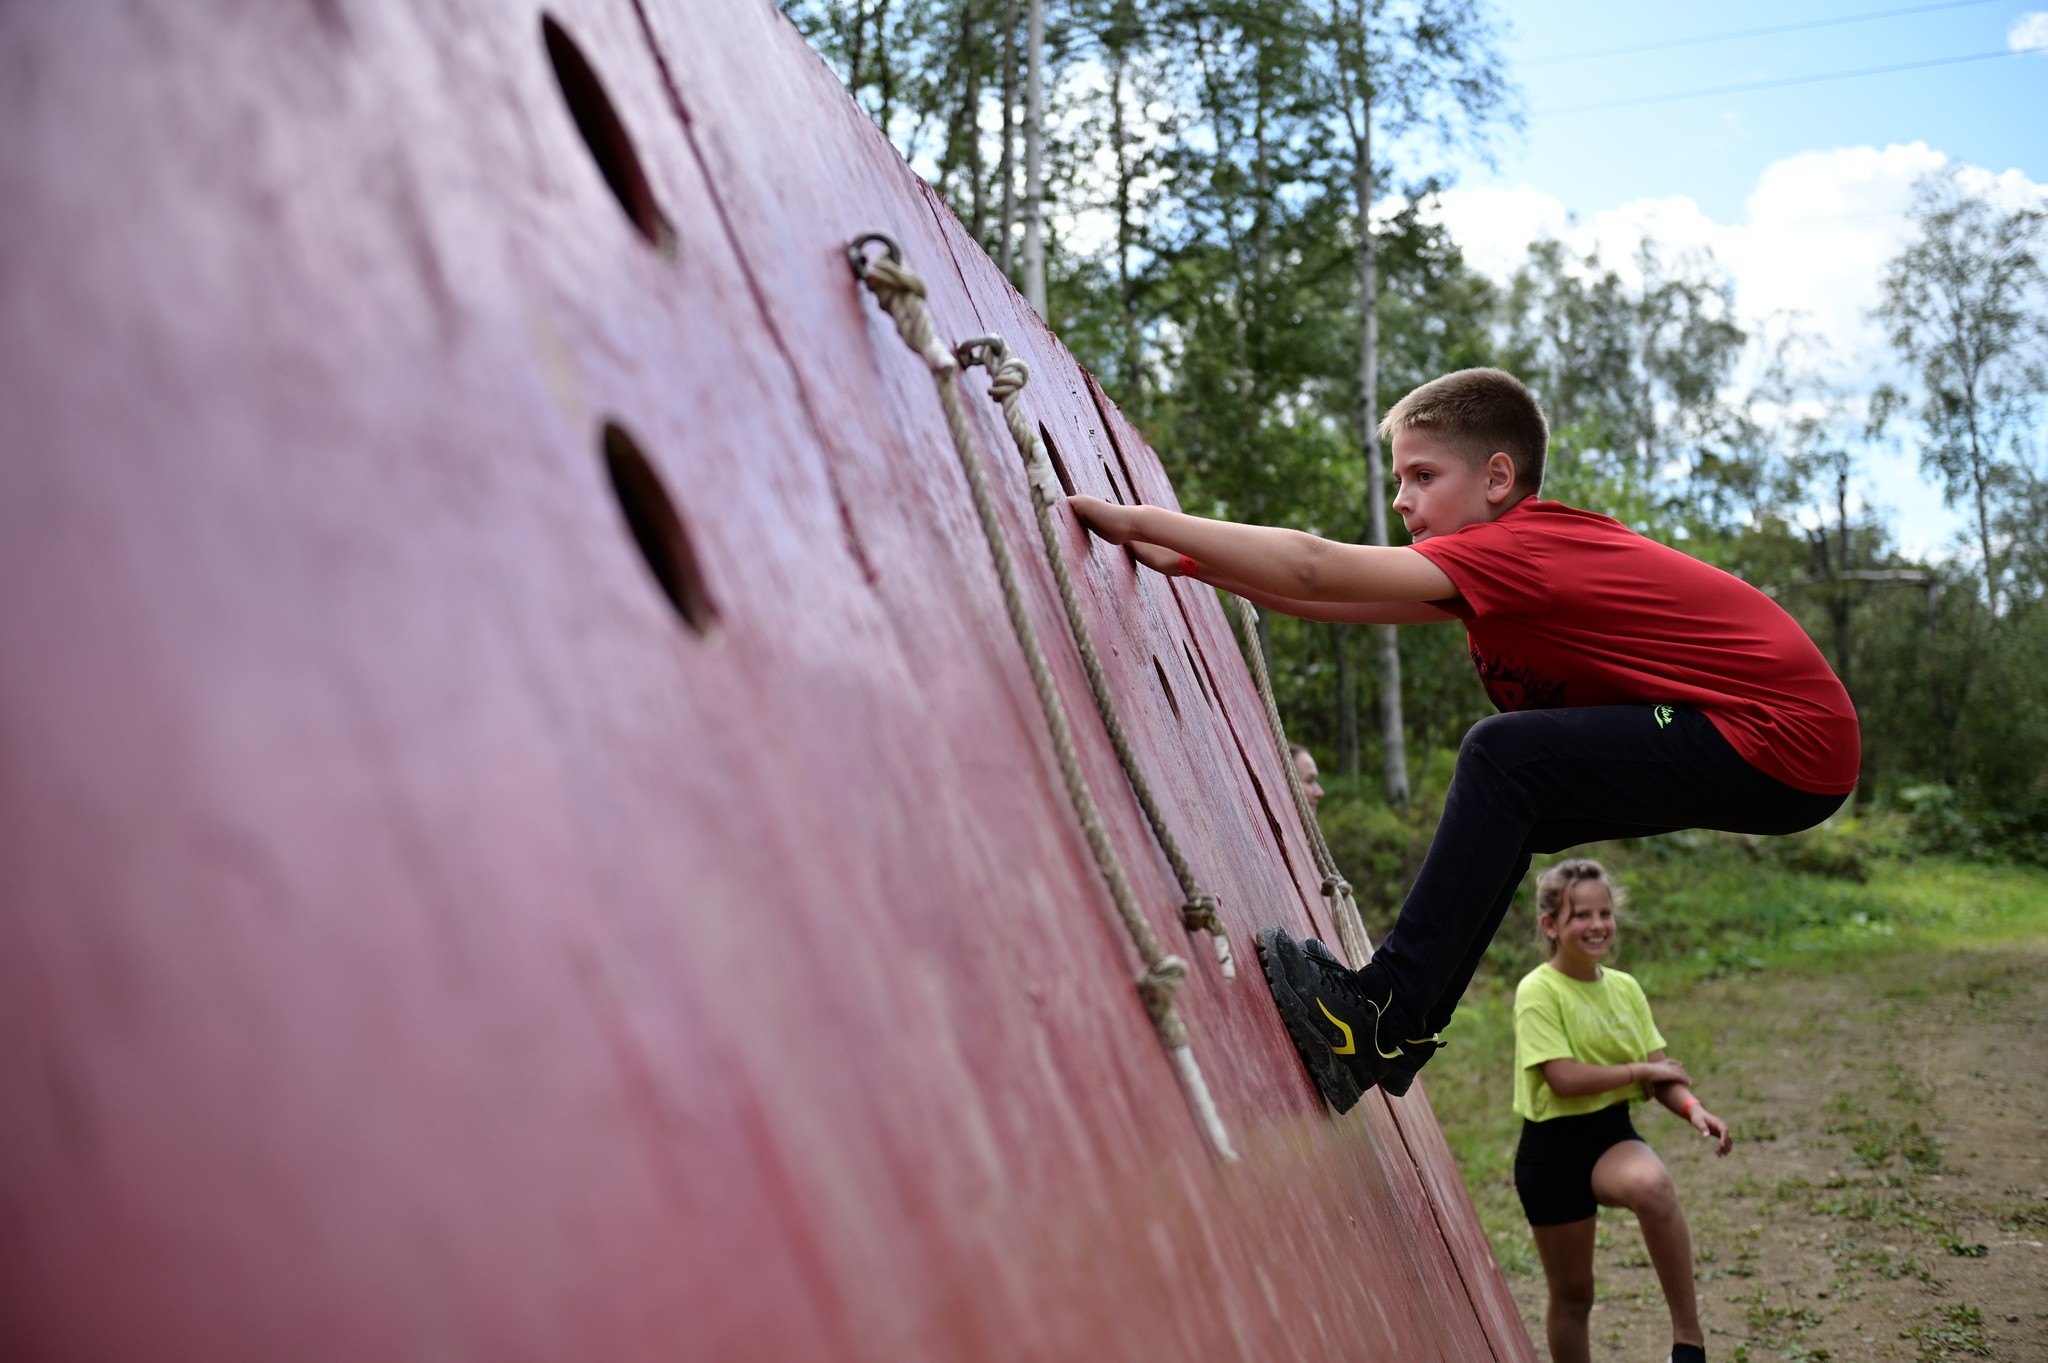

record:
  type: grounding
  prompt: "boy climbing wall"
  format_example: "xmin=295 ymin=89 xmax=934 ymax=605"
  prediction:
xmin=1067 ymin=368 xmax=1857 ymax=1110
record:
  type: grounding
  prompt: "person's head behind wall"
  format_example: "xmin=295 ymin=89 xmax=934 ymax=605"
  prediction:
xmin=1290 ymin=744 xmax=1324 ymax=812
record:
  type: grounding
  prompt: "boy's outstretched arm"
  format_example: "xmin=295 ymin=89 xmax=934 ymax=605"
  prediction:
xmin=1125 ymin=540 xmax=1455 ymax=624
xmin=1069 ymin=495 xmax=1456 ymax=605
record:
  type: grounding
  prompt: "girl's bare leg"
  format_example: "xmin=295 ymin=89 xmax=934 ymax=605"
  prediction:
xmin=1530 ymin=1216 xmax=1598 ymax=1363
xmin=1593 ymin=1140 xmax=1704 ymax=1348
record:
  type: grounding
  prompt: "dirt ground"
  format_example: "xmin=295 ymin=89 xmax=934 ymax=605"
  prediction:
xmin=1494 ymin=938 xmax=2048 ymax=1362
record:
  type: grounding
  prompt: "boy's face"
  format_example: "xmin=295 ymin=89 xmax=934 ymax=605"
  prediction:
xmin=1390 ymin=429 xmax=1518 ymax=542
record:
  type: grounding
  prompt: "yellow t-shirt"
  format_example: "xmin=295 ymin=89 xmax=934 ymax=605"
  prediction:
xmin=1513 ymin=963 xmax=1667 ymax=1123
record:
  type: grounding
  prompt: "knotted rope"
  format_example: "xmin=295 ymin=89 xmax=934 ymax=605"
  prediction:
xmin=849 ymin=233 xmax=1235 ymax=1162
xmin=1231 ymin=597 xmax=1375 ymax=972
xmin=955 ymin=331 xmax=1235 ymax=981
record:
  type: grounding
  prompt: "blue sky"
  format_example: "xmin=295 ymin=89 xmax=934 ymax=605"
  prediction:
xmin=1466 ymin=0 xmax=2045 ymax=222
xmin=1411 ymin=3 xmax=2047 ymax=557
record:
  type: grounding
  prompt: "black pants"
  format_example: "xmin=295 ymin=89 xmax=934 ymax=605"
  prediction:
xmin=1374 ymin=704 xmax=1846 ymax=1033
xmin=1514 ymin=1103 xmax=1643 ymax=1226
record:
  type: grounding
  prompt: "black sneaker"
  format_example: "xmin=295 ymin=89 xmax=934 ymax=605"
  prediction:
xmin=1256 ymin=928 xmax=1399 ymax=1111
xmin=1301 ymin=938 xmax=1445 ymax=1098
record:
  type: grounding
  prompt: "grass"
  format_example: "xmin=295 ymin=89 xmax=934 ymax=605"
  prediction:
xmin=1398 ymin=838 xmax=2048 ymax=1358
xmin=1308 ymin=775 xmax=2048 ymax=1353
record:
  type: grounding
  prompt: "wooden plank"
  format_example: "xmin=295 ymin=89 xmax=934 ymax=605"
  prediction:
xmin=0 ymin=0 xmax=1535 ymax=1359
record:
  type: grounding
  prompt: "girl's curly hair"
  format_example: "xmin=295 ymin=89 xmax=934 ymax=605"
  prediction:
xmin=1535 ymin=857 xmax=1626 ymax=927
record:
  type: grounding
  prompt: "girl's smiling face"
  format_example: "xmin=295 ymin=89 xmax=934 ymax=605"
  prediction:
xmin=1544 ymin=877 xmax=1617 ymax=978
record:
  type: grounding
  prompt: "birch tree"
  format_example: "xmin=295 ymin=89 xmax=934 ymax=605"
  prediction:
xmin=1875 ymin=171 xmax=2048 ymax=618
xmin=1317 ymin=0 xmax=1509 ymax=800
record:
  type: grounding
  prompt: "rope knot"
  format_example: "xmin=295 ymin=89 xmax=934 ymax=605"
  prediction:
xmin=955 ymin=334 xmax=1059 ymax=504
xmin=954 ymin=336 xmax=1030 ymax=402
xmin=1137 ymin=957 xmax=1191 ymax=1047
xmin=1320 ymin=873 xmax=1352 ymax=901
xmin=987 ymin=353 xmax=1031 ymax=401
xmin=858 ymin=253 xmax=925 ymax=301
xmin=1182 ymin=892 xmax=1236 ymax=978
xmin=1180 ymin=892 xmax=1223 ymax=935
xmin=852 ymin=249 xmax=955 ymax=374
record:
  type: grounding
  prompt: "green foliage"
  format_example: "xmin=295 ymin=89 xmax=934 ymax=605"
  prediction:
xmin=1880 ymin=780 xmax=2048 ymax=867
xmin=1313 ymin=778 xmax=1437 ymax=932
xmin=1309 ymin=776 xmax=2048 ymax=981
xmin=1500 ymin=237 xmax=1759 ymax=541
xmin=784 ymin=3 xmax=2048 ymax=841
xmin=1826 ymin=1115 xmax=1943 ymax=1175
xmin=1901 ymin=1303 xmax=1993 ymax=1360
xmin=1874 ymin=169 xmax=2048 ymax=618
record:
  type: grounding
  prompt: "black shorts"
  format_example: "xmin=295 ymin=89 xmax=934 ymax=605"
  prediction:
xmin=1514 ymin=1103 xmax=1643 ymax=1227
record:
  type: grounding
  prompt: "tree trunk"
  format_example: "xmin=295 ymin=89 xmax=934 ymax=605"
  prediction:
xmin=1967 ymin=409 xmax=1996 ymax=618
xmin=1354 ymin=76 xmax=1408 ymax=805
xmin=1335 ymin=624 xmax=1359 ymax=781
xmin=875 ymin=0 xmax=895 ymax=133
xmin=847 ymin=0 xmax=869 ymax=100
xmin=998 ymin=0 xmax=1017 ymax=273
xmin=934 ymin=17 xmax=965 ymax=189
xmin=1832 ymin=462 xmax=1854 ymax=699
xmin=1022 ymin=0 xmax=1045 ymax=314
xmin=1109 ymin=52 xmax=1141 ymax=395
xmin=963 ymin=0 xmax=983 ymax=238
xmin=1253 ymin=64 xmax=1269 ymax=325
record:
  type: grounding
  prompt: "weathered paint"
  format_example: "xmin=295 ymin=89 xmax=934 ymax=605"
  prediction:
xmin=0 ymin=2 xmax=1535 ymax=1359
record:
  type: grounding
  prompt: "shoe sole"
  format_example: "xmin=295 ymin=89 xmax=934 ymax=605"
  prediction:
xmin=1256 ymin=928 xmax=1364 ymax=1114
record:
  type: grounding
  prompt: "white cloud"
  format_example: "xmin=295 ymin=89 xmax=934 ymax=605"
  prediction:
xmin=2008 ymin=11 xmax=2048 ymax=52
xmin=1432 ymin=143 xmax=1954 ymax=381
xmin=1412 ymin=184 xmax=1572 ymax=281
xmin=1428 ymin=145 xmax=2048 ymax=556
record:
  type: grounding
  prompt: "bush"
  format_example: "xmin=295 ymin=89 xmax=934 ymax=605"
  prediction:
xmin=1972 ymin=788 xmax=2048 ymax=866
xmin=1885 ymin=782 xmax=2048 ymax=866
xmin=1761 ymin=811 xmax=1915 ymax=881
xmin=1896 ymin=783 xmax=1980 ymax=858
xmin=1315 ymin=792 xmax=1436 ymax=939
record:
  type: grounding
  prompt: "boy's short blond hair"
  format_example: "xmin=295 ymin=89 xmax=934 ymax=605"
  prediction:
xmin=1378 ymin=368 xmax=1548 ymax=495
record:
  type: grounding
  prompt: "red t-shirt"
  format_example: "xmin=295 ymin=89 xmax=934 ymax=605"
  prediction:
xmin=1409 ymin=499 xmax=1860 ymax=795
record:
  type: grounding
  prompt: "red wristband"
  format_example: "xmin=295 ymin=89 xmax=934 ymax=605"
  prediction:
xmin=1681 ymin=1096 xmax=1701 ymax=1115
xmin=1177 ymin=555 xmax=1201 ymax=578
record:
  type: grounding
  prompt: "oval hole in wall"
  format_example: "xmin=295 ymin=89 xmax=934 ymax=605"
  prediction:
xmin=603 ymin=421 xmax=718 ymax=636
xmin=1037 ymin=422 xmax=1077 ymax=498
xmin=1152 ymin=655 xmax=1183 ymax=724
xmin=1182 ymin=640 xmax=1213 ymax=708
xmin=542 ymin=15 xmax=677 ymax=257
xmin=1100 ymin=460 xmax=1127 ymax=503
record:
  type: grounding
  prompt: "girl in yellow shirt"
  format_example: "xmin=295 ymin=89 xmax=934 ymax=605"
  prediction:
xmin=1513 ymin=859 xmax=1733 ymax=1363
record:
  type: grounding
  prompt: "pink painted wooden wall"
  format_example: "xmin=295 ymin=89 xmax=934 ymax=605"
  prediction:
xmin=0 ymin=2 xmax=1535 ymax=1359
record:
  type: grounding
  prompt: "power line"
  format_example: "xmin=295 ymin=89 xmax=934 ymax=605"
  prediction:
xmin=1524 ymin=0 xmax=2001 ymax=66
xmin=1535 ymin=48 xmax=2024 ymax=116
